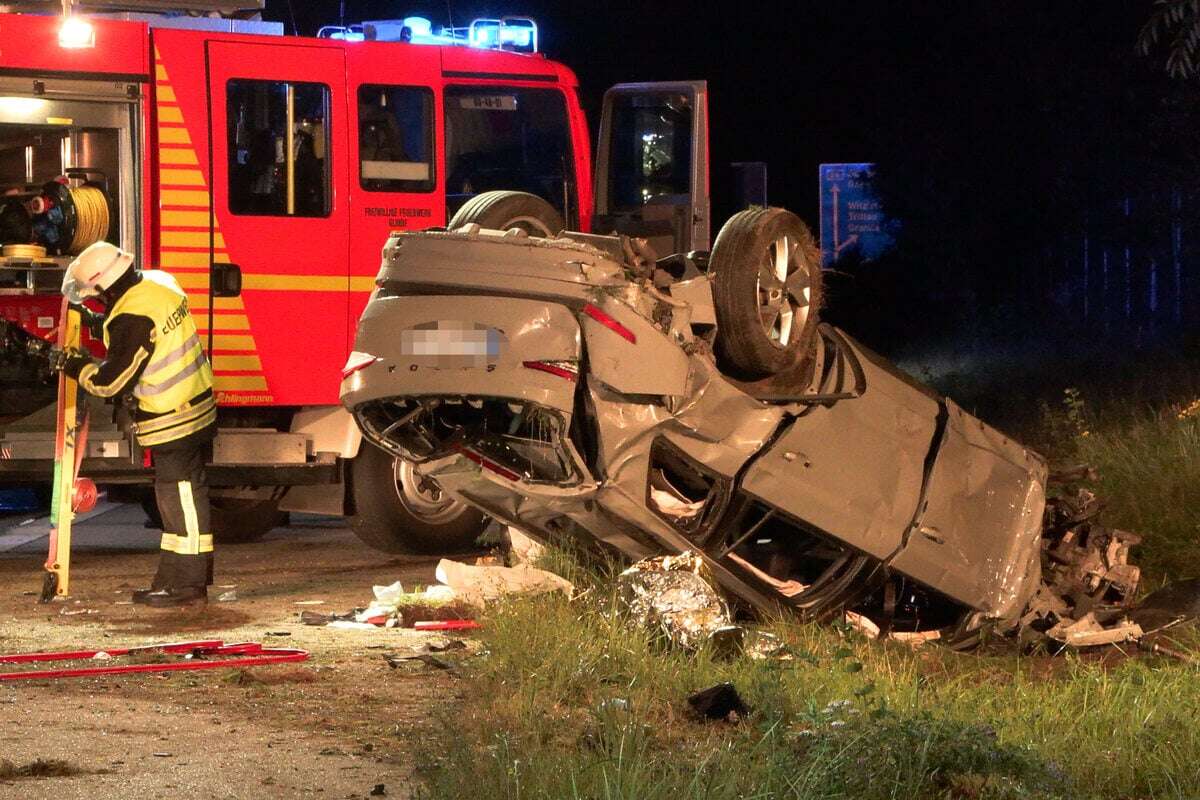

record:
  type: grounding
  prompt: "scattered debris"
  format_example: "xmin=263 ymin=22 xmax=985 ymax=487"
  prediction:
xmin=1046 ymin=613 xmax=1143 ymax=647
xmin=413 ymin=620 xmax=481 ymax=632
xmin=216 ymin=591 xmax=238 ymax=603
xmin=844 ymin=611 xmax=881 ymax=640
xmin=151 ymin=752 xmax=172 ymax=758
xmin=299 ymin=610 xmax=355 ymax=626
xmin=504 ymin=525 xmax=546 ymax=565
xmin=597 ymin=697 xmax=631 ymax=713
xmin=617 ymin=552 xmax=740 ymax=651
xmin=434 ymin=558 xmax=574 ymax=606
xmin=424 ymin=638 xmax=467 ymax=653
xmin=58 ymin=607 xmax=97 ymax=616
xmin=742 ymin=630 xmax=790 ymax=660
xmin=293 ymin=600 xmax=326 ymax=606
xmin=687 ymin=682 xmax=749 ymax=722
xmin=327 ymin=621 xmax=381 ymax=631
xmin=889 ymin=630 xmax=942 ymax=647
xmin=385 ymin=653 xmax=452 ymax=671
xmin=1018 ymin=484 xmax=1146 ymax=648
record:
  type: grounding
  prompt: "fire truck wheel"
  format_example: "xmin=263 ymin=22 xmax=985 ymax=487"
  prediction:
xmin=210 ymin=496 xmax=289 ymax=543
xmin=448 ymin=191 xmax=564 ymax=237
xmin=350 ymin=442 xmax=487 ymax=555
xmin=710 ymin=207 xmax=823 ymax=379
xmin=140 ymin=493 xmax=287 ymax=543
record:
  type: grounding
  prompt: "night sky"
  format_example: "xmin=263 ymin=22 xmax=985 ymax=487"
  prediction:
xmin=264 ymin=1 xmax=1195 ymax=355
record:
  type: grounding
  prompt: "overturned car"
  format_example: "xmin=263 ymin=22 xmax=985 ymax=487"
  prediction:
xmin=340 ymin=207 xmax=1140 ymax=648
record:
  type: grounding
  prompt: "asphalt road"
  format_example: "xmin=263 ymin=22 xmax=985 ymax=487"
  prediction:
xmin=0 ymin=502 xmax=467 ymax=799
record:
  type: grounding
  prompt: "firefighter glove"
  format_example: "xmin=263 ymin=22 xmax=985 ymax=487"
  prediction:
xmin=69 ymin=303 xmax=105 ymax=340
xmin=46 ymin=347 xmax=68 ymax=372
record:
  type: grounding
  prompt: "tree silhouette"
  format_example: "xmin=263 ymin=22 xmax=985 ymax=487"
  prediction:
xmin=1139 ymin=0 xmax=1200 ymax=78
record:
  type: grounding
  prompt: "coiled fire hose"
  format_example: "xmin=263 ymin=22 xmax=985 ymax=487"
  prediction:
xmin=25 ymin=182 xmax=111 ymax=256
xmin=65 ymin=185 xmax=109 ymax=254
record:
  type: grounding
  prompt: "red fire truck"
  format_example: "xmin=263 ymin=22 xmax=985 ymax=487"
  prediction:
xmin=0 ymin=1 xmax=710 ymax=552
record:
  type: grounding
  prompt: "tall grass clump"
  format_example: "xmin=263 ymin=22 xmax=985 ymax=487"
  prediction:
xmin=1034 ymin=387 xmax=1200 ymax=582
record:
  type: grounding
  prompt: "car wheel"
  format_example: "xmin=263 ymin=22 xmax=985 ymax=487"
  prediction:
xmin=350 ymin=441 xmax=487 ymax=555
xmin=448 ymin=190 xmax=564 ymax=237
xmin=710 ymin=207 xmax=823 ymax=379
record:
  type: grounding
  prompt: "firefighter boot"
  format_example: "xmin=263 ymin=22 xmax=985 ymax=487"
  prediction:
xmin=134 ymin=586 xmax=208 ymax=608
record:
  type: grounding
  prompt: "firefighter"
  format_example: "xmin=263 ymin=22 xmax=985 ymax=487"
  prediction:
xmin=52 ymin=241 xmax=216 ymax=608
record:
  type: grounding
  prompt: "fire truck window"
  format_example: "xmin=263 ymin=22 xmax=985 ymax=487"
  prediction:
xmin=358 ymin=86 xmax=434 ymax=193
xmin=609 ymin=94 xmax=693 ymax=210
xmin=227 ymin=80 xmax=331 ymax=217
xmin=444 ymin=86 xmax=573 ymax=217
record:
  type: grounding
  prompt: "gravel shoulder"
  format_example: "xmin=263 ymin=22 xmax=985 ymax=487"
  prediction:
xmin=0 ymin=507 xmax=467 ymax=800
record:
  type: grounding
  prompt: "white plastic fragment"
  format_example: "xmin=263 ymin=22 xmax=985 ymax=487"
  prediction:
xmin=434 ymin=558 xmax=574 ymax=606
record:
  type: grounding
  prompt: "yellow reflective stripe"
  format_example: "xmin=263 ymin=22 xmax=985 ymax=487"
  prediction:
xmin=179 ymin=481 xmax=199 ymax=542
xmin=136 ymin=406 xmax=216 ymax=447
xmin=160 ymin=532 xmax=214 ymax=555
xmin=135 ymin=395 xmax=216 ymax=435
xmin=79 ymin=347 xmax=150 ymax=399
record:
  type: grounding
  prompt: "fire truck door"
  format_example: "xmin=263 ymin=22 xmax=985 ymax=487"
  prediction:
xmin=593 ymin=81 xmax=709 ymax=256
xmin=205 ymin=42 xmax=349 ymax=405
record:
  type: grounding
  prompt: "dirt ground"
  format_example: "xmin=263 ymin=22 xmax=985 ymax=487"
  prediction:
xmin=0 ymin=509 xmax=471 ymax=800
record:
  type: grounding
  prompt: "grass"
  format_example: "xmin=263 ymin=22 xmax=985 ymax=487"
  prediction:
xmin=414 ymin=356 xmax=1200 ymax=800
xmin=414 ymin=554 xmax=1200 ymax=799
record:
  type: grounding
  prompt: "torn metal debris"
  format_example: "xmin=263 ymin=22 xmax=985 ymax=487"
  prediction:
xmin=341 ymin=208 xmax=1161 ymax=651
xmin=617 ymin=552 xmax=741 ymax=651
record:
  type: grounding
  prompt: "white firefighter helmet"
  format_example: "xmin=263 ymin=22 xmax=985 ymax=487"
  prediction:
xmin=62 ymin=241 xmax=134 ymax=303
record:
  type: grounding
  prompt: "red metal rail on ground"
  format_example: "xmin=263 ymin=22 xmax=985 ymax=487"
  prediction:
xmin=0 ymin=640 xmax=308 ymax=681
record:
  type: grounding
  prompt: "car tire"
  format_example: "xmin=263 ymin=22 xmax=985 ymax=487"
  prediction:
xmin=141 ymin=492 xmax=286 ymax=544
xmin=350 ymin=441 xmax=487 ymax=555
xmin=448 ymin=190 xmax=564 ymax=237
xmin=710 ymin=207 xmax=823 ymax=379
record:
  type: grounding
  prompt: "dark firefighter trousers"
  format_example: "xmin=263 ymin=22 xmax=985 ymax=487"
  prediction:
xmin=149 ymin=439 xmax=213 ymax=591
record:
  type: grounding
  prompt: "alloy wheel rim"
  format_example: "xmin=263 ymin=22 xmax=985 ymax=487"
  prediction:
xmin=754 ymin=234 xmax=812 ymax=348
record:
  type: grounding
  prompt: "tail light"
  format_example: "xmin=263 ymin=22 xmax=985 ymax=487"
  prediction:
xmin=341 ymin=351 xmax=381 ymax=379
xmin=582 ymin=303 xmax=636 ymax=344
xmin=458 ymin=446 xmax=522 ymax=482
xmin=522 ymin=360 xmax=579 ymax=382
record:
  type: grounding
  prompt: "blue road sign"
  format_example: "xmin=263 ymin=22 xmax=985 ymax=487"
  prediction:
xmin=819 ymin=163 xmax=896 ymax=267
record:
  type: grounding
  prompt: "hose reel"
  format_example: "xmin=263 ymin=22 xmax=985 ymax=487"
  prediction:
xmin=28 ymin=178 xmax=113 ymax=256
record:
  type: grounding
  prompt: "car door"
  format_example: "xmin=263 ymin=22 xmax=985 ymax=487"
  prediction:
xmin=206 ymin=40 xmax=349 ymax=406
xmin=593 ymin=81 xmax=709 ymax=256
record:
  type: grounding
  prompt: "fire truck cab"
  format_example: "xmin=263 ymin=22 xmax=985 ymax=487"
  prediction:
xmin=0 ymin=1 xmax=710 ymax=550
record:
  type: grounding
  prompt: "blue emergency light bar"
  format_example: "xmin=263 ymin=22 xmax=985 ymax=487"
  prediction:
xmin=317 ymin=15 xmax=538 ymax=53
